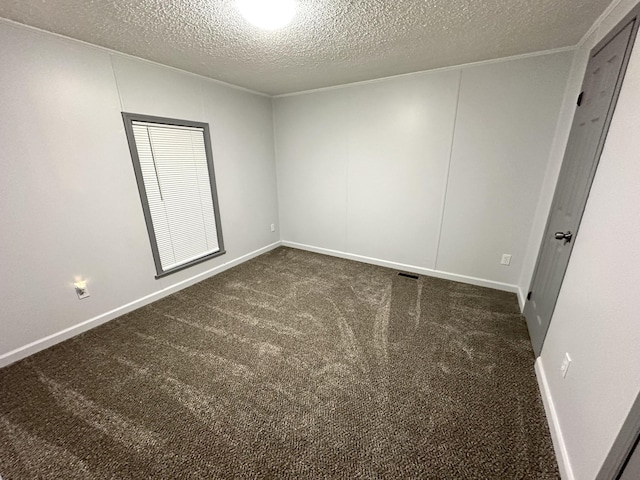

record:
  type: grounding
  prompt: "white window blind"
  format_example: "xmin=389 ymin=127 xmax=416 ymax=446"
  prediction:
xmin=126 ymin=117 xmax=223 ymax=275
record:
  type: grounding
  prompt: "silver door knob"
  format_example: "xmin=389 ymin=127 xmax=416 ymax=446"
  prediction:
xmin=554 ymin=231 xmax=573 ymax=244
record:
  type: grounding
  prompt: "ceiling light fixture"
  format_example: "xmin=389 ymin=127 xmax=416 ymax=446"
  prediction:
xmin=236 ymin=0 xmax=296 ymax=30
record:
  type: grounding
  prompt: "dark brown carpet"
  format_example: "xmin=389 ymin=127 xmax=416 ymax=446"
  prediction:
xmin=0 ymin=247 xmax=558 ymax=479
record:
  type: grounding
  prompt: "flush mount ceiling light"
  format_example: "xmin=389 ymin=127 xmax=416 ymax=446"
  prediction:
xmin=236 ymin=0 xmax=296 ymax=30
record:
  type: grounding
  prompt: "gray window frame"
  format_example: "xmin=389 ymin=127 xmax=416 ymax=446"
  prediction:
xmin=122 ymin=112 xmax=225 ymax=278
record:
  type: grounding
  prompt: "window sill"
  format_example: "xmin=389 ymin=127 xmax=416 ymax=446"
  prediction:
xmin=154 ymin=249 xmax=227 ymax=279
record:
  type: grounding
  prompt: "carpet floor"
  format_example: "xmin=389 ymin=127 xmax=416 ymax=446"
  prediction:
xmin=0 ymin=247 xmax=558 ymax=479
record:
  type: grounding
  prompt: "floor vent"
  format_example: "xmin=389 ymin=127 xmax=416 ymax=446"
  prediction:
xmin=397 ymin=272 xmax=419 ymax=280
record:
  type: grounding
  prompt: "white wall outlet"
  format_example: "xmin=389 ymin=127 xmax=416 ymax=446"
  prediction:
xmin=270 ymin=223 xmax=275 ymax=232
xmin=500 ymin=254 xmax=512 ymax=266
xmin=560 ymin=352 xmax=571 ymax=378
xmin=74 ymin=281 xmax=90 ymax=300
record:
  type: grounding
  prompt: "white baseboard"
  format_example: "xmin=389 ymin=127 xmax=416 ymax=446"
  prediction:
xmin=2 ymin=240 xmax=521 ymax=369
xmin=0 ymin=241 xmax=282 ymax=369
xmin=281 ymin=241 xmax=519 ymax=294
xmin=517 ymin=286 xmax=527 ymax=312
xmin=535 ymin=357 xmax=574 ymax=480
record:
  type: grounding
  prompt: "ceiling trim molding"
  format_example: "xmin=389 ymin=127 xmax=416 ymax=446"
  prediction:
xmin=273 ymin=45 xmax=578 ymax=98
xmin=0 ymin=16 xmax=271 ymax=98
xmin=578 ymin=0 xmax=625 ymax=47
xmin=0 ymin=10 xmax=592 ymax=99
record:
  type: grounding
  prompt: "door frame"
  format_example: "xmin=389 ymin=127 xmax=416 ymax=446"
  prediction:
xmin=524 ymin=1 xmax=640 ymax=355
xmin=597 ymin=391 xmax=640 ymax=479
xmin=527 ymin=2 xmax=640 ymax=477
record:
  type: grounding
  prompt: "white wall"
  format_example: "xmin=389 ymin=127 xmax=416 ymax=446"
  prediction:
xmin=274 ymin=88 xmax=351 ymax=252
xmin=0 ymin=21 xmax=280 ymax=365
xmin=4 ymin=5 xmax=639 ymax=477
xmin=535 ymin=1 xmax=640 ymax=479
xmin=437 ymin=55 xmax=572 ymax=286
xmin=275 ymin=71 xmax=461 ymax=267
xmin=274 ymin=52 xmax=573 ymax=291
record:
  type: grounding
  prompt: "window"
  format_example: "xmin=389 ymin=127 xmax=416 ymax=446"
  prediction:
xmin=122 ymin=113 xmax=225 ymax=278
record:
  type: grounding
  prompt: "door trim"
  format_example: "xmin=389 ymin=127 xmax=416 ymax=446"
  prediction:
xmin=597 ymin=392 xmax=640 ymax=480
xmin=532 ymin=2 xmax=640 ymax=478
xmin=524 ymin=2 xmax=640 ymax=356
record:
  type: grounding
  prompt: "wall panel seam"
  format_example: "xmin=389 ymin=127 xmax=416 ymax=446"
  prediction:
xmin=433 ymin=69 xmax=463 ymax=271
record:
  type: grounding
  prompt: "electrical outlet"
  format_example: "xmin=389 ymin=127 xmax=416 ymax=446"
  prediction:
xmin=560 ymin=353 xmax=571 ymax=378
xmin=500 ymin=254 xmax=512 ymax=266
xmin=270 ymin=223 xmax=275 ymax=232
xmin=74 ymin=281 xmax=90 ymax=300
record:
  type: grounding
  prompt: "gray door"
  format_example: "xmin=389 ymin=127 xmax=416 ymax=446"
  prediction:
xmin=620 ymin=438 xmax=640 ymax=480
xmin=524 ymin=19 xmax=638 ymax=356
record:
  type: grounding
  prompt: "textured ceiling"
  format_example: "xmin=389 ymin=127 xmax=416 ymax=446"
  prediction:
xmin=0 ymin=0 xmax=612 ymax=95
